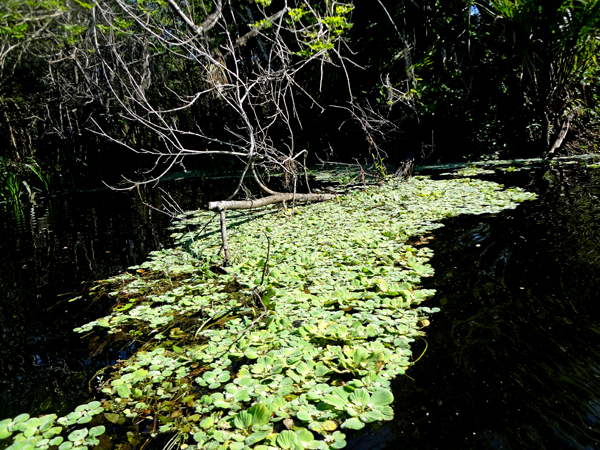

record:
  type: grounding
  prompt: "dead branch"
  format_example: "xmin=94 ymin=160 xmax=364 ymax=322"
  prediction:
xmin=208 ymin=193 xmax=336 ymax=211
xmin=85 ymin=0 xmax=356 ymax=210
xmin=218 ymin=206 xmax=231 ymax=266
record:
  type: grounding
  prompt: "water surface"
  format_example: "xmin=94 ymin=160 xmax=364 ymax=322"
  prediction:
xmin=0 ymin=177 xmax=217 ymax=419
xmin=380 ymin=165 xmax=600 ymax=449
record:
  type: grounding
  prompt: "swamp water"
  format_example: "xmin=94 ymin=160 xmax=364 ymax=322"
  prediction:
xmin=378 ymin=162 xmax=600 ymax=450
xmin=1 ymin=162 xmax=599 ymax=450
xmin=0 ymin=177 xmax=215 ymax=420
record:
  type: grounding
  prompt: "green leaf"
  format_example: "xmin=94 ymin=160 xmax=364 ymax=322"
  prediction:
xmin=248 ymin=404 xmax=271 ymax=426
xmin=76 ymin=416 xmax=92 ymax=425
xmin=49 ymin=437 xmax=64 ymax=447
xmin=10 ymin=439 xmax=37 ymax=450
xmin=233 ymin=389 xmax=250 ymax=402
xmin=361 ymin=411 xmax=384 ymax=423
xmin=276 ymin=430 xmax=298 ymax=449
xmin=295 ymin=429 xmax=314 ymax=444
xmin=199 ymin=417 xmax=214 ymax=429
xmin=331 ymin=439 xmax=347 ymax=449
xmin=379 ymin=405 xmax=394 ymax=421
xmin=217 ymin=372 xmax=231 ymax=383
xmin=323 ymin=394 xmax=347 ymax=409
xmin=341 ymin=418 xmax=365 ymax=430
xmin=73 ymin=0 xmax=93 ymax=9
xmin=315 ymin=363 xmax=331 ymax=377
xmin=38 ymin=416 xmax=56 ymax=433
xmin=87 ymin=401 xmax=102 ymax=410
xmin=67 ymin=429 xmax=87 ymax=442
xmin=14 ymin=415 xmax=30 ymax=424
xmin=42 ymin=427 xmax=62 ymax=439
xmin=233 ymin=412 xmax=253 ymax=430
xmin=296 ymin=411 xmax=312 ymax=422
xmin=296 ymin=363 xmax=310 ymax=376
xmin=348 ymin=389 xmax=370 ymax=406
xmin=116 ymin=384 xmax=131 ymax=399
xmin=370 ymin=389 xmax=394 ymax=407
xmin=193 ymin=431 xmax=207 ymax=444
xmin=245 ymin=429 xmax=270 ymax=446
xmin=213 ymin=401 xmax=231 ymax=409
xmin=352 ymin=348 xmax=369 ymax=364
xmin=0 ymin=427 xmax=12 ymax=440
xmin=88 ymin=426 xmax=105 ymax=438
xmin=23 ymin=428 xmax=36 ymax=438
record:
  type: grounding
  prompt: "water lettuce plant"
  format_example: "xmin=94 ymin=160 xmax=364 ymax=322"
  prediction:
xmin=0 ymin=404 xmax=106 ymax=450
xmin=0 ymin=174 xmax=536 ymax=450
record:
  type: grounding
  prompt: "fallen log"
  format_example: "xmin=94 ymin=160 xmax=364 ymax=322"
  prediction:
xmin=208 ymin=193 xmax=336 ymax=211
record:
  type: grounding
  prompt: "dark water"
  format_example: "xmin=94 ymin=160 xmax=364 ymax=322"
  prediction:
xmin=376 ymin=165 xmax=600 ymax=449
xmin=3 ymin=164 xmax=600 ymax=449
xmin=0 ymin=176 xmax=225 ymax=420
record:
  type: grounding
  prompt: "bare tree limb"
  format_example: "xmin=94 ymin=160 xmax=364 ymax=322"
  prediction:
xmin=209 ymin=193 xmax=335 ymax=211
xmin=236 ymin=7 xmax=290 ymax=48
xmin=166 ymin=0 xmax=223 ymax=36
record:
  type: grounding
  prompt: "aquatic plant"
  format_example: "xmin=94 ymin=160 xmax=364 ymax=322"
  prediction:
xmin=0 ymin=403 xmax=106 ymax=450
xmin=0 ymin=156 xmax=50 ymax=204
xmin=0 ymin=175 xmax=536 ymax=450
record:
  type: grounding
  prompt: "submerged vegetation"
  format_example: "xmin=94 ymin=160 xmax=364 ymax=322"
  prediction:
xmin=0 ymin=175 xmax=536 ymax=450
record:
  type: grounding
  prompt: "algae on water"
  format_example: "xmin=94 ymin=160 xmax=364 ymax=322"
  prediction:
xmin=1 ymin=175 xmax=536 ymax=450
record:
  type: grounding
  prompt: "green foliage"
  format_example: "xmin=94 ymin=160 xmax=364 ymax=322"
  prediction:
xmin=482 ymin=0 xmax=600 ymax=122
xmin=0 ymin=0 xmax=87 ymax=48
xmin=287 ymin=2 xmax=354 ymax=57
xmin=255 ymin=0 xmax=274 ymax=7
xmin=250 ymin=18 xmax=273 ymax=30
xmin=0 ymin=404 xmax=106 ymax=450
xmin=0 ymin=156 xmax=50 ymax=204
xmin=63 ymin=174 xmax=536 ymax=449
xmin=288 ymin=8 xmax=306 ymax=22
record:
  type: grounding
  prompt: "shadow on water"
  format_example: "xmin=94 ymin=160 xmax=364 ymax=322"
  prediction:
xmin=0 ymin=176 xmax=232 ymax=420
xmin=368 ymin=164 xmax=600 ymax=449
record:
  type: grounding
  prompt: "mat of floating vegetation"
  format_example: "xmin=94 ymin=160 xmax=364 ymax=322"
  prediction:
xmin=0 ymin=175 xmax=536 ymax=450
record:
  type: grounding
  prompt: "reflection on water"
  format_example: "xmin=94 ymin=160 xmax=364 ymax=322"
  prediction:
xmin=0 ymin=177 xmax=220 ymax=420
xmin=381 ymin=166 xmax=600 ymax=449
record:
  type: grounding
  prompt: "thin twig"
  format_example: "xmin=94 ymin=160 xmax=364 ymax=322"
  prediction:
xmin=218 ymin=206 xmax=231 ymax=266
xmin=233 ymin=232 xmax=271 ymax=335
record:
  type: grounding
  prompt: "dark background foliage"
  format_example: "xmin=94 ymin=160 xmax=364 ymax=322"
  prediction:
xmin=1 ymin=0 xmax=600 ymax=197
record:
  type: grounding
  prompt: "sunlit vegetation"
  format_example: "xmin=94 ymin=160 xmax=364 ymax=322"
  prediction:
xmin=0 ymin=175 xmax=535 ymax=450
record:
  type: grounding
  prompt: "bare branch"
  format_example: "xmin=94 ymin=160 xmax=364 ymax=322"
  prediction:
xmin=236 ymin=7 xmax=290 ymax=48
xmin=209 ymin=193 xmax=336 ymax=211
xmin=166 ymin=0 xmax=223 ymax=36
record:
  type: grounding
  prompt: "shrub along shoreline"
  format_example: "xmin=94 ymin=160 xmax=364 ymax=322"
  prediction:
xmin=0 ymin=175 xmax=536 ymax=450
